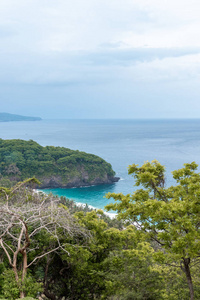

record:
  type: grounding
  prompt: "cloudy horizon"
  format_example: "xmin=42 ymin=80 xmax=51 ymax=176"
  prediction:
xmin=0 ymin=0 xmax=200 ymax=119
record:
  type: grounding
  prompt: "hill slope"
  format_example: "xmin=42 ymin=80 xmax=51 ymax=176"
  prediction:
xmin=0 ymin=139 xmax=119 ymax=188
xmin=0 ymin=113 xmax=42 ymax=122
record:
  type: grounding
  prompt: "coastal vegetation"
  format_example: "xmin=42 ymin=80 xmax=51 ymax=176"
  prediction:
xmin=0 ymin=161 xmax=200 ymax=299
xmin=0 ymin=139 xmax=119 ymax=188
xmin=106 ymin=160 xmax=200 ymax=300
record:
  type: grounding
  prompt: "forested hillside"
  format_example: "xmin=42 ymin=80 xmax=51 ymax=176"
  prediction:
xmin=0 ymin=178 xmax=192 ymax=300
xmin=0 ymin=139 xmax=119 ymax=188
xmin=0 ymin=161 xmax=200 ymax=299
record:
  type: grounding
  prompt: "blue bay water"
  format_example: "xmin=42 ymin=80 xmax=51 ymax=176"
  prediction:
xmin=1 ymin=119 xmax=200 ymax=211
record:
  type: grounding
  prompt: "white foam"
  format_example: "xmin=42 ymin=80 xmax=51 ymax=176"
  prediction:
xmin=35 ymin=189 xmax=117 ymax=219
xmin=68 ymin=201 xmax=117 ymax=219
xmin=103 ymin=212 xmax=117 ymax=219
xmin=76 ymin=202 xmax=95 ymax=209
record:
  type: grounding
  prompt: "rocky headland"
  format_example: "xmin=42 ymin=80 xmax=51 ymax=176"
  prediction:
xmin=0 ymin=139 xmax=119 ymax=188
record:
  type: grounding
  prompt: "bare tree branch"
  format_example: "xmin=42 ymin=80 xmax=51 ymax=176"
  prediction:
xmin=0 ymin=180 xmax=89 ymax=296
xmin=0 ymin=238 xmax=13 ymax=266
xmin=27 ymin=246 xmax=61 ymax=268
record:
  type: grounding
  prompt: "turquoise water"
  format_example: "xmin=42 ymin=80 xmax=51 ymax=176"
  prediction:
xmin=41 ymin=184 xmax=116 ymax=210
xmin=1 ymin=119 xmax=200 ymax=211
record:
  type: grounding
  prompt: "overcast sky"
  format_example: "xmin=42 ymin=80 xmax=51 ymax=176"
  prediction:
xmin=0 ymin=0 xmax=200 ymax=119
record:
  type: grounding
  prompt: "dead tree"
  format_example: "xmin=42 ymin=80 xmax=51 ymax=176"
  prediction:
xmin=0 ymin=179 xmax=88 ymax=298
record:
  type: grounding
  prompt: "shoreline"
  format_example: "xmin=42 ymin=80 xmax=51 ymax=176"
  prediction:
xmin=75 ymin=201 xmax=116 ymax=219
xmin=34 ymin=189 xmax=117 ymax=219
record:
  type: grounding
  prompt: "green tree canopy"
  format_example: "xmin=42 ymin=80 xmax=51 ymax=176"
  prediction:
xmin=106 ymin=160 xmax=200 ymax=300
xmin=0 ymin=139 xmax=117 ymax=188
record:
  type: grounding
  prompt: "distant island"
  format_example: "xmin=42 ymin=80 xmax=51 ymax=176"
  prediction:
xmin=0 ymin=112 xmax=42 ymax=122
xmin=0 ymin=139 xmax=120 ymax=188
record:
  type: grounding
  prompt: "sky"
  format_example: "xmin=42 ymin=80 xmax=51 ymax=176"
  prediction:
xmin=0 ymin=0 xmax=200 ymax=119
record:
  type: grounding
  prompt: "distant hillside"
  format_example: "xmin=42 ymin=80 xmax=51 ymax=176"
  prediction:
xmin=0 ymin=139 xmax=120 ymax=188
xmin=0 ymin=113 xmax=42 ymax=122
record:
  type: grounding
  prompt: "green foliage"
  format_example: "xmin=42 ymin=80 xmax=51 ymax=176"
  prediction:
xmin=0 ymin=269 xmax=42 ymax=299
xmin=0 ymin=179 xmax=88 ymax=300
xmin=100 ymin=225 xmax=166 ymax=299
xmin=0 ymin=177 xmax=15 ymax=188
xmin=2 ymin=164 xmax=200 ymax=299
xmin=106 ymin=160 xmax=200 ymax=299
xmin=0 ymin=139 xmax=116 ymax=186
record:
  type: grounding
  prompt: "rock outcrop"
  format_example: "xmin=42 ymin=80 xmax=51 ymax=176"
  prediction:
xmin=39 ymin=173 xmax=120 ymax=189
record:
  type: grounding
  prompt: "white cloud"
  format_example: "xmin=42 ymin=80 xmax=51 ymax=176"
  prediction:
xmin=0 ymin=0 xmax=200 ymax=118
xmin=0 ymin=0 xmax=199 ymax=55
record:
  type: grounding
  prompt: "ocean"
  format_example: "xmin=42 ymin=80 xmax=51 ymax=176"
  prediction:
xmin=1 ymin=119 xmax=200 ymax=213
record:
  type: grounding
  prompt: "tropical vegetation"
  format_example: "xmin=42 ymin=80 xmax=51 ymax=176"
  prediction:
xmin=0 ymin=160 xmax=200 ymax=299
xmin=0 ymin=139 xmax=117 ymax=188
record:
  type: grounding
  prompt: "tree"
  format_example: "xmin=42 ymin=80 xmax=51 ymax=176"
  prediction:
xmin=68 ymin=211 xmax=166 ymax=300
xmin=106 ymin=160 xmax=200 ymax=300
xmin=0 ymin=179 xmax=87 ymax=299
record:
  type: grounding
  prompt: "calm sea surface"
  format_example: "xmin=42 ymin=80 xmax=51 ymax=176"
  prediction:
xmin=1 ymin=119 xmax=200 ymax=212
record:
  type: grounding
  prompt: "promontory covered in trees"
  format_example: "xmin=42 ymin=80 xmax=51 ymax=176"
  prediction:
xmin=0 ymin=139 xmax=119 ymax=188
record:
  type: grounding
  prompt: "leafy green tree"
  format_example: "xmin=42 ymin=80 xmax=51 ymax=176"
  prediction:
xmin=106 ymin=160 xmax=200 ymax=300
xmin=61 ymin=211 xmax=165 ymax=300
xmin=39 ymin=210 xmax=132 ymax=300
xmin=102 ymin=226 xmax=165 ymax=300
xmin=0 ymin=269 xmax=42 ymax=299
